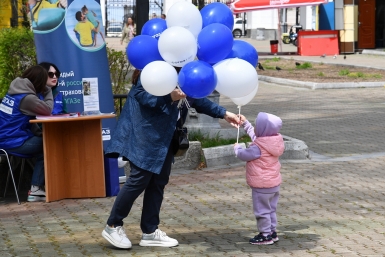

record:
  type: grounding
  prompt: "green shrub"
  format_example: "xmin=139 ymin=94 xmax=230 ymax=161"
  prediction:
xmin=0 ymin=28 xmax=36 ymax=98
xmin=106 ymin=47 xmax=132 ymax=115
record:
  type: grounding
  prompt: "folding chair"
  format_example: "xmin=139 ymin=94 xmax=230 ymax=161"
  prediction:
xmin=0 ymin=149 xmax=34 ymax=204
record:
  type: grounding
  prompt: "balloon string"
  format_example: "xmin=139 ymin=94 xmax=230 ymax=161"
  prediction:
xmin=176 ymin=84 xmax=191 ymax=109
xmin=237 ymin=105 xmax=241 ymax=144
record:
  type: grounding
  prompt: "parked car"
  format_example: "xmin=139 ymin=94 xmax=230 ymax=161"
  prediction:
xmin=106 ymin=26 xmax=122 ymax=38
xmin=232 ymin=18 xmax=246 ymax=38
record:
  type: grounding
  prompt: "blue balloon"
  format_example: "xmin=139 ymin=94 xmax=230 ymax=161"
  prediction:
xmin=141 ymin=18 xmax=167 ymax=40
xmin=200 ymin=2 xmax=234 ymax=31
xmin=197 ymin=23 xmax=233 ymax=64
xmin=126 ymin=35 xmax=163 ymax=70
xmin=178 ymin=61 xmax=217 ymax=99
xmin=226 ymin=40 xmax=259 ymax=67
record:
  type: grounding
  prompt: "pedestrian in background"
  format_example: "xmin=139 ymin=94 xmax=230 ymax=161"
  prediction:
xmin=121 ymin=16 xmax=136 ymax=49
xmin=234 ymin=112 xmax=285 ymax=245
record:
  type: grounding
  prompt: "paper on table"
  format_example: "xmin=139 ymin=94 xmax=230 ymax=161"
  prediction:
xmin=35 ymin=113 xmax=79 ymax=120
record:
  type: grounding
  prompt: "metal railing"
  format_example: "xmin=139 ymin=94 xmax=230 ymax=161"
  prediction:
xmin=113 ymin=94 xmax=128 ymax=114
xmin=0 ymin=95 xmax=128 ymax=116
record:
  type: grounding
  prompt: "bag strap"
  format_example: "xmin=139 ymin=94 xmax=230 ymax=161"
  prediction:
xmin=176 ymin=107 xmax=185 ymax=129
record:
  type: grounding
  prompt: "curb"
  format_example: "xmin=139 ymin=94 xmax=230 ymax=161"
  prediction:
xmin=260 ymin=55 xmax=385 ymax=71
xmin=172 ymin=135 xmax=309 ymax=170
xmin=259 ymin=75 xmax=385 ymax=90
xmin=362 ymin=49 xmax=385 ymax=56
xmin=123 ymin=135 xmax=309 ymax=175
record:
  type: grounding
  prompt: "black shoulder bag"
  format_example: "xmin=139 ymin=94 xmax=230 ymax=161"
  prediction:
xmin=171 ymin=107 xmax=189 ymax=156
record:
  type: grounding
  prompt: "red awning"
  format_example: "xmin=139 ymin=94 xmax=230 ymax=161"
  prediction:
xmin=231 ymin=0 xmax=328 ymax=13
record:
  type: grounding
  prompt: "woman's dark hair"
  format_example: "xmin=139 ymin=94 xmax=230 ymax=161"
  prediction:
xmin=21 ymin=65 xmax=48 ymax=94
xmin=126 ymin=16 xmax=135 ymax=26
xmin=132 ymin=69 xmax=141 ymax=85
xmin=39 ymin=62 xmax=61 ymax=86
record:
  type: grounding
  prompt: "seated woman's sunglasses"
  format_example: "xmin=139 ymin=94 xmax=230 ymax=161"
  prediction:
xmin=48 ymin=71 xmax=60 ymax=78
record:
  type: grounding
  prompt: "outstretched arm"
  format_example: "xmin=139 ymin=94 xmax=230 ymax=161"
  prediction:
xmin=234 ymin=144 xmax=261 ymax=162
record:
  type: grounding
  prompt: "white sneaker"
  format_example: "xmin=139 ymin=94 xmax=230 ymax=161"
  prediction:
xmin=102 ymin=225 xmax=132 ymax=249
xmin=139 ymin=229 xmax=178 ymax=247
xmin=27 ymin=185 xmax=46 ymax=202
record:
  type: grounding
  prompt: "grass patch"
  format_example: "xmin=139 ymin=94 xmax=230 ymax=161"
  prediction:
xmin=339 ymin=69 xmax=350 ymax=76
xmin=189 ymin=130 xmax=250 ymax=148
xmin=347 ymin=72 xmax=365 ymax=78
xmin=317 ymin=72 xmax=325 ymax=76
xmin=296 ymin=62 xmax=312 ymax=69
xmin=372 ymin=74 xmax=383 ymax=79
xmin=265 ymin=65 xmax=275 ymax=70
xmin=264 ymin=57 xmax=281 ymax=63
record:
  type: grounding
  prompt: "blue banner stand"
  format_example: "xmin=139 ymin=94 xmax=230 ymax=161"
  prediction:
xmin=104 ymin=157 xmax=120 ymax=197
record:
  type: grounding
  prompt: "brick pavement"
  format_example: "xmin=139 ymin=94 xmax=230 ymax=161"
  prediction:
xmin=1 ymin=38 xmax=385 ymax=256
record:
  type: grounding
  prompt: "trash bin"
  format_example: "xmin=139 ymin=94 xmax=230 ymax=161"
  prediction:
xmin=270 ymin=40 xmax=278 ymax=54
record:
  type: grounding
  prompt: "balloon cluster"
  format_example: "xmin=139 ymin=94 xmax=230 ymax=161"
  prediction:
xmin=126 ymin=2 xmax=259 ymax=106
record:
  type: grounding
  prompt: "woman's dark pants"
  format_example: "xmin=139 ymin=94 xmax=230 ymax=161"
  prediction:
xmin=107 ymin=147 xmax=173 ymax=234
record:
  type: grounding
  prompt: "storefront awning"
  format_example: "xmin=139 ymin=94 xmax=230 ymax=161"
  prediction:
xmin=231 ymin=0 xmax=328 ymax=13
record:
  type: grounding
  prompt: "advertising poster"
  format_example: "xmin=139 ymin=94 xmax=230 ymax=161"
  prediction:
xmin=31 ymin=0 xmax=116 ymax=146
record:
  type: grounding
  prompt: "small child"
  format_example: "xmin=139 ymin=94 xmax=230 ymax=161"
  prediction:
xmin=81 ymin=5 xmax=105 ymax=46
xmin=234 ymin=112 xmax=285 ymax=245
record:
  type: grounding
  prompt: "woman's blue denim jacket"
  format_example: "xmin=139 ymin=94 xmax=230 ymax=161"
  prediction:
xmin=105 ymin=78 xmax=227 ymax=174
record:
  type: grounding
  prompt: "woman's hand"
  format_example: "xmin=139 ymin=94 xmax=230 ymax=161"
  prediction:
xmin=224 ymin=111 xmax=241 ymax=128
xmin=170 ymin=88 xmax=186 ymax=102
xmin=237 ymin=114 xmax=247 ymax=126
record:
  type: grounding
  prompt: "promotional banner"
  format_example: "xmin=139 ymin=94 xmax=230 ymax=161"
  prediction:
xmin=31 ymin=0 xmax=116 ymax=145
xmin=230 ymin=0 xmax=328 ymax=13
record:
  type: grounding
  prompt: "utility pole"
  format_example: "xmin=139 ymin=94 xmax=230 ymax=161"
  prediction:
xmin=11 ymin=0 xmax=18 ymax=27
xmin=136 ymin=0 xmax=149 ymax=36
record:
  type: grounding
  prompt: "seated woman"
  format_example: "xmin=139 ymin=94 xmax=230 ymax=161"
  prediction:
xmin=38 ymin=62 xmax=66 ymax=114
xmin=0 ymin=65 xmax=53 ymax=202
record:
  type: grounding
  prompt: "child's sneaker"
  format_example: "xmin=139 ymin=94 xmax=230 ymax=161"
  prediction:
xmin=271 ymin=231 xmax=279 ymax=242
xmin=249 ymin=233 xmax=274 ymax=245
xmin=27 ymin=185 xmax=46 ymax=202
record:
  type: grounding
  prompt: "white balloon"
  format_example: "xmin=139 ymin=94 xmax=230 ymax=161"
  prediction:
xmin=230 ymin=77 xmax=259 ymax=106
xmin=158 ymin=26 xmax=197 ymax=67
xmin=140 ymin=61 xmax=178 ymax=96
xmin=166 ymin=1 xmax=202 ymax=38
xmin=213 ymin=58 xmax=258 ymax=98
